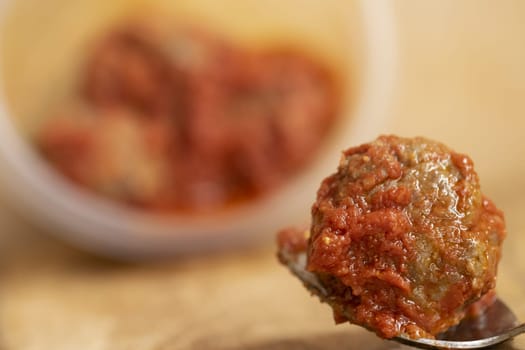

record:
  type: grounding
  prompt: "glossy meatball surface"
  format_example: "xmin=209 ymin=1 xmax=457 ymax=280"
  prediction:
xmin=280 ymin=135 xmax=506 ymax=339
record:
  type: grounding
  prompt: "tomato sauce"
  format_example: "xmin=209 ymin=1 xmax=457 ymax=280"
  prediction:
xmin=38 ymin=20 xmax=340 ymax=213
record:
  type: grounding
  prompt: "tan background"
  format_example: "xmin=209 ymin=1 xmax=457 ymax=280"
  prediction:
xmin=2 ymin=1 xmax=525 ymax=349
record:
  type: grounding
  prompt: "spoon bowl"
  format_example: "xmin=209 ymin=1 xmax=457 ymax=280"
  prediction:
xmin=396 ymin=299 xmax=523 ymax=349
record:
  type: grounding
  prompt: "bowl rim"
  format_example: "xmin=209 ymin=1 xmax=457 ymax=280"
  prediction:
xmin=0 ymin=0 xmax=398 ymax=258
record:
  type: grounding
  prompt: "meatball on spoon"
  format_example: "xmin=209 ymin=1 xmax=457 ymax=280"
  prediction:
xmin=281 ymin=249 xmax=524 ymax=349
xmin=277 ymin=136 xmax=516 ymax=348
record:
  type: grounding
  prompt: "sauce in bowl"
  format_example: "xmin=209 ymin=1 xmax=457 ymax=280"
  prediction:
xmin=37 ymin=19 xmax=341 ymax=213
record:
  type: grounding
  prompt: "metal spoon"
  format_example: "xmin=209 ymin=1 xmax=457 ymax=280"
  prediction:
xmin=281 ymin=250 xmax=524 ymax=349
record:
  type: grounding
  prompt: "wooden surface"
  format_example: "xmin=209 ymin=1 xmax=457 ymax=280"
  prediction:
xmin=3 ymin=2 xmax=525 ymax=349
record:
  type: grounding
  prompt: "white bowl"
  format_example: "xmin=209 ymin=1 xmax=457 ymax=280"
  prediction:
xmin=0 ymin=0 xmax=397 ymax=258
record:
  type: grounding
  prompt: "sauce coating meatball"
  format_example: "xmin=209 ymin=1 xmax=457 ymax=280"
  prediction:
xmin=278 ymin=135 xmax=506 ymax=339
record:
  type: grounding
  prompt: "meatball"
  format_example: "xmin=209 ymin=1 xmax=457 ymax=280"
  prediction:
xmin=277 ymin=135 xmax=506 ymax=339
xmin=39 ymin=20 xmax=339 ymax=212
